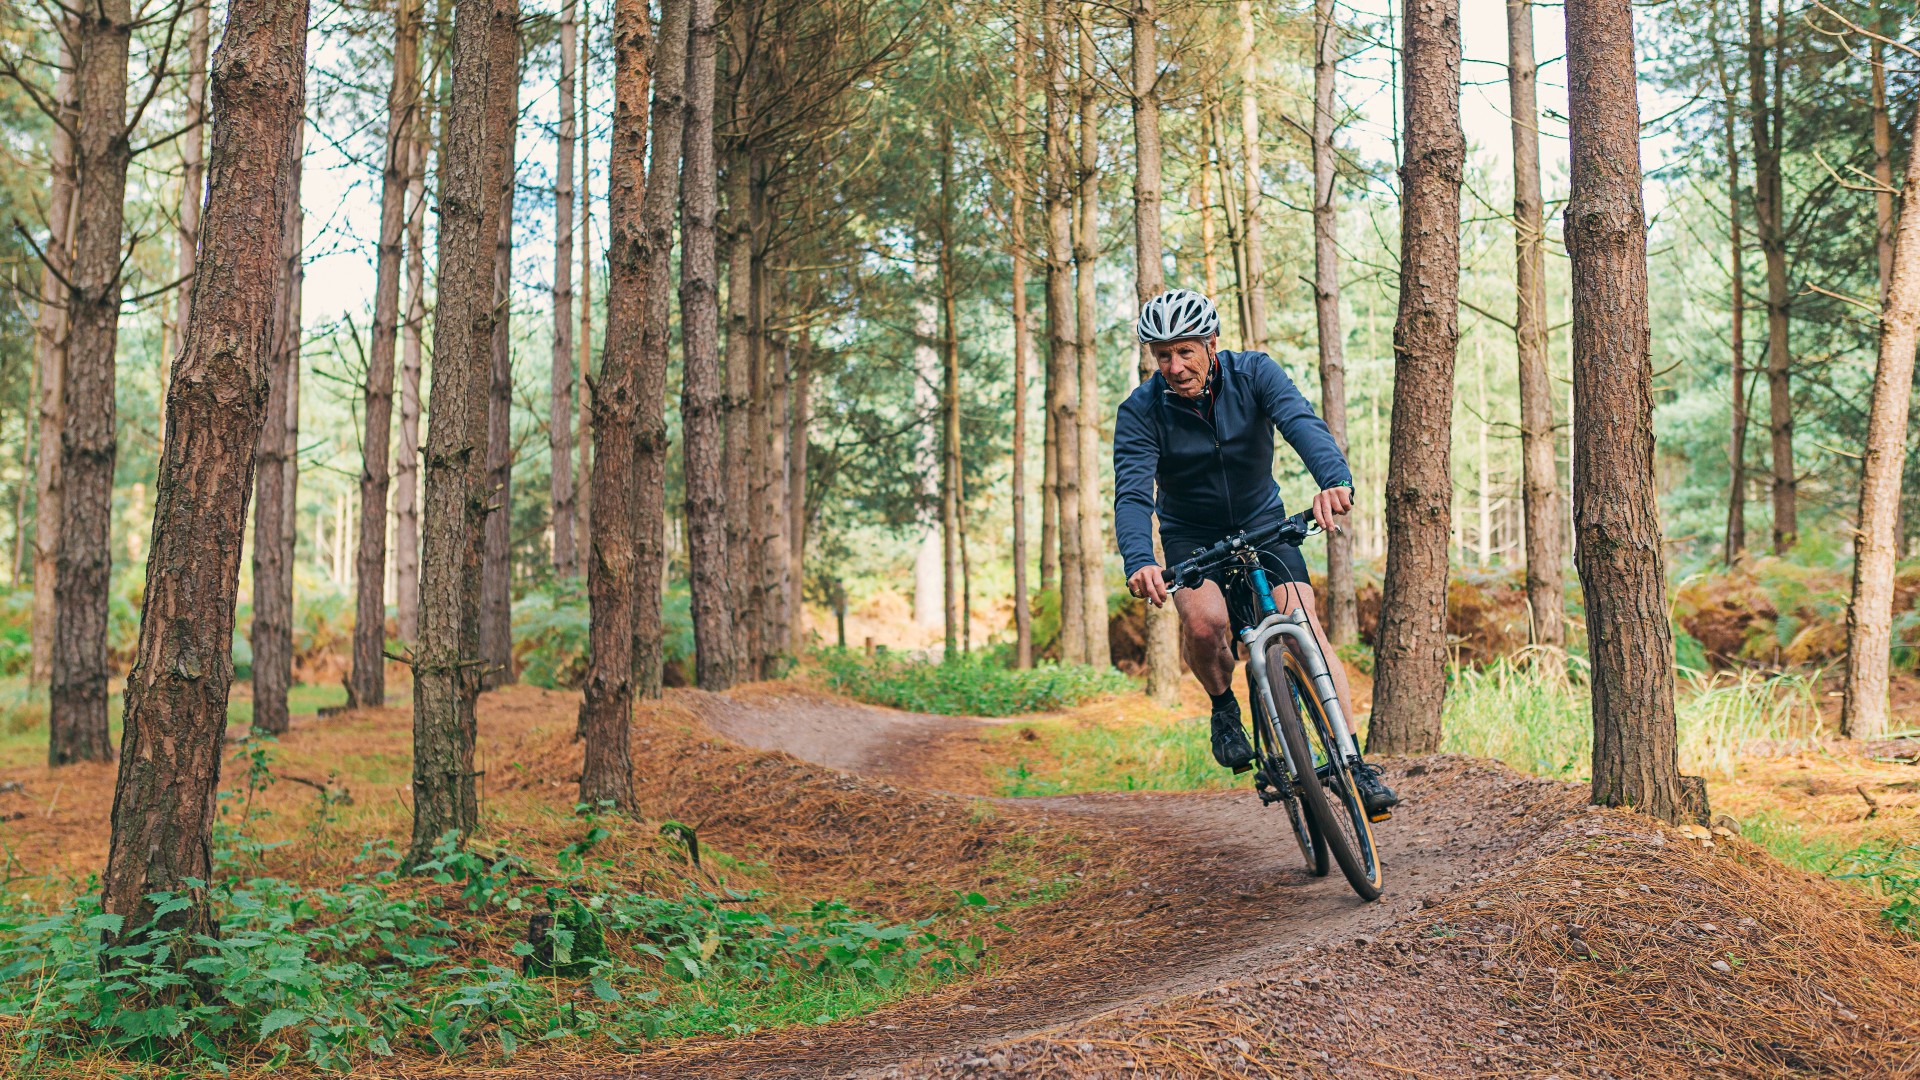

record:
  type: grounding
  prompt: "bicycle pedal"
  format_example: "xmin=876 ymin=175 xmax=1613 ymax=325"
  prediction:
xmin=1232 ymin=761 xmax=1253 ymax=775
xmin=1367 ymin=809 xmax=1393 ymax=823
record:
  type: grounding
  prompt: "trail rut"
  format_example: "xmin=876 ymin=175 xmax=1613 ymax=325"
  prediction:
xmin=587 ymin=688 xmax=1582 ymax=1078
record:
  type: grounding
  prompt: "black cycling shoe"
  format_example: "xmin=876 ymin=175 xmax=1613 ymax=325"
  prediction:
xmin=1349 ymin=761 xmax=1400 ymax=822
xmin=1210 ymin=700 xmax=1254 ymax=772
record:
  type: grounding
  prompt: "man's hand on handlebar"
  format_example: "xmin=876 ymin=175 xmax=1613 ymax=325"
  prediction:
xmin=1311 ymin=485 xmax=1354 ymax=534
xmin=1127 ymin=565 xmax=1171 ymax=608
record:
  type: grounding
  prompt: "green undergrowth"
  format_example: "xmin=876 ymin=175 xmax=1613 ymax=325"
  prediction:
xmin=0 ymin=745 xmax=981 ymax=1074
xmin=993 ymin=715 xmax=1237 ymax=796
xmin=813 ymin=646 xmax=1131 ymax=716
xmin=1740 ymin=816 xmax=1920 ymax=940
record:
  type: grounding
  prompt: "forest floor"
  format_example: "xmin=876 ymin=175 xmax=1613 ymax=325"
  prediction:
xmin=0 ymin=676 xmax=1915 ymax=1078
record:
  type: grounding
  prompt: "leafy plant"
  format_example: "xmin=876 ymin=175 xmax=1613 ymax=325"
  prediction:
xmin=815 ymin=646 xmax=1130 ymax=716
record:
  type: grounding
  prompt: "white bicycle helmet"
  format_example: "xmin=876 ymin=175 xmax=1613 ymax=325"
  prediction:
xmin=1136 ymin=288 xmax=1221 ymax=344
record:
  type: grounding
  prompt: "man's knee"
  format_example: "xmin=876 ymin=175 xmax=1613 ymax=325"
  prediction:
xmin=1181 ymin=610 xmax=1231 ymax=651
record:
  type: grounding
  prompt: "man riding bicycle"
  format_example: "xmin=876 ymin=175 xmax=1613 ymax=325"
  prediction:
xmin=1114 ymin=289 xmax=1399 ymax=818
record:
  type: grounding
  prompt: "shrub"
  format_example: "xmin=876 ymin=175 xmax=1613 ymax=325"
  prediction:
xmin=815 ymin=646 xmax=1131 ymax=716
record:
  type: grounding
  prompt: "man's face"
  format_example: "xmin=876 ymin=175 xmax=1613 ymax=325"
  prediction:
xmin=1150 ymin=335 xmax=1216 ymax=398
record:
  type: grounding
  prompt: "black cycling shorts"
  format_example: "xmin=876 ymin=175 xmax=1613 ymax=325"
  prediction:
xmin=1161 ymin=516 xmax=1311 ymax=593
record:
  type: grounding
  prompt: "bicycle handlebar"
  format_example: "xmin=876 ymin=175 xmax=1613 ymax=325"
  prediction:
xmin=1166 ymin=509 xmax=1320 ymax=592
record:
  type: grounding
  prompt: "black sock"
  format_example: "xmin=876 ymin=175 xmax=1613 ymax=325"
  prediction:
xmin=1209 ymin=689 xmax=1237 ymax=713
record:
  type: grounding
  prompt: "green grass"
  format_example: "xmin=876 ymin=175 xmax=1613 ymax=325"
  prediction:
xmin=994 ymin=716 xmax=1236 ymax=796
xmin=814 ymin=647 xmax=1132 ymax=716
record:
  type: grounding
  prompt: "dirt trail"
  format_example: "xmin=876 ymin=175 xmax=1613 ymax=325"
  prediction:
xmin=589 ymin=688 xmax=1582 ymax=1079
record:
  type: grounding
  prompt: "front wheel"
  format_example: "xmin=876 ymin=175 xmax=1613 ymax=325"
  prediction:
xmin=1248 ymin=662 xmax=1326 ymax=876
xmin=1266 ymin=642 xmax=1382 ymax=901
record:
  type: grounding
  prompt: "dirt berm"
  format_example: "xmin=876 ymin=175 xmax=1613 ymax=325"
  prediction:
xmin=516 ymin=685 xmax=1920 ymax=1079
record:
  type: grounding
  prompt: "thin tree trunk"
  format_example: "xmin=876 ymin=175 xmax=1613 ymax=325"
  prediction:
xmin=1209 ymin=99 xmax=1253 ymax=345
xmin=681 ymin=0 xmax=735 ymax=689
xmin=103 ymin=0 xmax=309 ymax=951
xmin=1841 ymin=98 xmax=1920 ymax=741
xmin=250 ymin=140 xmax=302 ymax=739
xmin=1197 ymin=126 xmax=1219 ymax=297
xmin=351 ymin=0 xmax=422 ymax=710
xmin=550 ymin=0 xmax=579 ymax=580
xmin=1043 ymin=0 xmax=1085 ymax=666
xmin=1011 ymin=10 xmax=1034 ymax=670
xmin=1717 ymin=38 xmax=1747 ymax=564
xmin=1314 ymin=0 xmax=1357 ymax=647
xmin=1507 ymin=0 xmax=1563 ymax=674
xmin=633 ymin=0 xmax=689 ymax=700
xmin=1236 ymin=0 xmax=1266 ymax=352
xmin=940 ymin=119 xmax=961 ymax=658
xmin=1566 ymin=0 xmax=1687 ymax=824
xmin=1130 ymin=0 xmax=1178 ymax=699
xmin=578 ymin=0 xmax=649 ymax=809
xmin=722 ymin=4 xmax=758 ymax=679
xmin=1074 ymin=4 xmax=1109 ymax=671
xmin=578 ymin=0 xmax=594 ymax=550
xmin=30 ymin=26 xmax=77 ymax=692
xmin=409 ymin=0 xmax=518 ymax=866
xmin=1040 ymin=401 xmax=1057 ymax=595
xmin=49 ymin=0 xmax=135 ymax=765
xmin=1748 ymin=0 xmax=1793 ymax=553
xmin=169 ymin=0 xmax=211 ymax=424
xmin=788 ymin=341 xmax=810 ymax=652
xmin=480 ymin=33 xmax=520 ymax=690
xmin=397 ymin=90 xmax=431 ymax=642
xmin=1871 ymin=28 xmax=1893 ymax=308
xmin=1367 ymin=0 xmax=1461 ymax=757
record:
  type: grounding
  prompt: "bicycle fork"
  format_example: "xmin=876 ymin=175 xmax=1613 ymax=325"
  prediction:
xmin=1241 ymin=612 xmax=1363 ymax=770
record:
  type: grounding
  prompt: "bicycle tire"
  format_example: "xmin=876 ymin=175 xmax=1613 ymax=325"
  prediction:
xmin=1247 ymin=663 xmax=1327 ymax=876
xmin=1264 ymin=641 xmax=1383 ymax=901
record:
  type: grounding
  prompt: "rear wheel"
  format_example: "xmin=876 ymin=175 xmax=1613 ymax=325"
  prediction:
xmin=1247 ymin=664 xmax=1326 ymax=875
xmin=1266 ymin=643 xmax=1382 ymax=901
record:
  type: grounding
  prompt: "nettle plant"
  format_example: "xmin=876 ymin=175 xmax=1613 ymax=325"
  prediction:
xmin=0 ymin=760 xmax=981 ymax=1071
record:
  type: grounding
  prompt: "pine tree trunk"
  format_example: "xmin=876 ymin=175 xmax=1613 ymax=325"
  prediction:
xmin=49 ymin=0 xmax=135 ymax=764
xmin=409 ymin=0 xmax=518 ymax=866
xmin=788 ymin=343 xmax=810 ymax=652
xmin=680 ymin=0 xmax=736 ymax=690
xmin=1130 ymin=0 xmax=1178 ymax=700
xmin=1367 ymin=0 xmax=1461 ymax=757
xmin=1566 ymin=0 xmax=1687 ymax=824
xmin=550 ymin=0 xmax=579 ymax=580
xmin=1236 ymin=0 xmax=1266 ymax=351
xmin=480 ymin=33 xmax=520 ymax=690
xmin=1010 ymin=12 xmax=1034 ymax=670
xmin=1717 ymin=41 xmax=1747 ymax=564
xmin=102 ymin=0 xmax=309 ymax=949
xmin=577 ymin=2 xmax=594 ymax=550
xmin=1314 ymin=0 xmax=1357 ymax=648
xmin=396 ymin=90 xmax=430 ymax=643
xmin=578 ymin=0 xmax=650 ymax=810
xmin=722 ymin=8 xmax=758 ymax=679
xmin=1871 ymin=31 xmax=1893 ymax=308
xmin=250 ymin=146 xmax=301 ymax=739
xmin=31 ymin=26 xmax=77 ymax=692
xmin=1507 ymin=0 xmax=1563 ymax=675
xmin=1841 ymin=99 xmax=1920 ymax=741
xmin=632 ymin=0 xmax=689 ymax=700
xmin=1040 ymin=402 xmax=1058 ymax=594
xmin=350 ymin=0 xmax=422 ymax=710
xmin=171 ymin=1 xmax=211 ymax=393
xmin=1747 ymin=0 xmax=1793 ymax=553
xmin=1074 ymin=5 xmax=1109 ymax=671
xmin=940 ymin=120 xmax=962 ymax=658
xmin=1043 ymin=0 xmax=1085 ymax=666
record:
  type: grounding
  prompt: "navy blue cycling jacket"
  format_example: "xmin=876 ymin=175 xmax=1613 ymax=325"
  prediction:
xmin=1112 ymin=349 xmax=1353 ymax=577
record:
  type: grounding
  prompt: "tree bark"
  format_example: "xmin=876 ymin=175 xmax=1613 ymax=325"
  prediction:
xmin=1747 ymin=0 xmax=1793 ymax=554
xmin=397 ymin=86 xmax=431 ymax=643
xmin=1074 ymin=4 xmax=1109 ymax=671
xmin=480 ymin=29 xmax=521 ymax=690
xmin=409 ymin=0 xmax=517 ymax=866
xmin=169 ymin=0 xmax=211 ymax=423
xmin=351 ymin=0 xmax=423 ymax=710
xmin=49 ymin=0 xmax=136 ymax=764
xmin=578 ymin=0 xmax=650 ymax=810
xmin=1009 ymin=9 xmax=1034 ymax=670
xmin=550 ymin=0 xmax=579 ymax=580
xmin=1870 ymin=29 xmax=1893 ymax=308
xmin=1565 ymin=0 xmax=1686 ymax=824
xmin=940 ymin=121 xmax=962 ymax=658
xmin=102 ymin=0 xmax=309 ymax=951
xmin=1043 ymin=0 xmax=1085 ymax=666
xmin=632 ymin=0 xmax=689 ymax=700
xmin=1716 ymin=39 xmax=1747 ymax=565
xmin=1841 ymin=97 xmax=1920 ymax=741
xmin=1236 ymin=0 xmax=1267 ymax=350
xmin=1040 ymin=401 xmax=1057 ymax=595
xmin=721 ymin=3 xmax=758 ymax=680
xmin=578 ymin=1 xmax=595 ymax=551
xmin=1368 ymin=0 xmax=1461 ymax=757
xmin=1130 ymin=0 xmax=1178 ymax=699
xmin=788 ymin=342 xmax=810 ymax=651
xmin=1507 ymin=0 xmax=1564 ymax=674
xmin=250 ymin=141 xmax=301 ymax=739
xmin=31 ymin=25 xmax=78 ymax=692
xmin=680 ymin=0 xmax=735 ymax=690
xmin=1314 ymin=0 xmax=1358 ymax=648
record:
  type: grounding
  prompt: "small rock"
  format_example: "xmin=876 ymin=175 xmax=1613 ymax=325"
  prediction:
xmin=1698 ymin=923 xmax=1719 ymax=934
xmin=1228 ymin=1036 xmax=1251 ymax=1053
xmin=1473 ymin=900 xmax=1494 ymax=910
xmin=1837 ymin=1008 xmax=1858 ymax=1023
xmin=1710 ymin=959 xmax=1732 ymax=973
xmin=1076 ymin=1043 xmax=1093 ymax=1053
xmin=988 ymin=1052 xmax=1009 ymax=1069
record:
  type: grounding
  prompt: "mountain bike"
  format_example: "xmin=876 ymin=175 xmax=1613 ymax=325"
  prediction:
xmin=1166 ymin=510 xmax=1384 ymax=901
